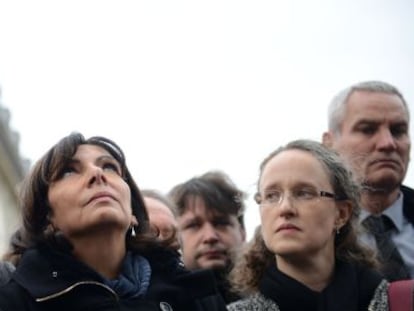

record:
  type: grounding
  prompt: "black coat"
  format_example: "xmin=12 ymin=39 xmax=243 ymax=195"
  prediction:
xmin=0 ymin=245 xmax=227 ymax=311
xmin=402 ymin=185 xmax=414 ymax=226
xmin=0 ymin=261 xmax=14 ymax=286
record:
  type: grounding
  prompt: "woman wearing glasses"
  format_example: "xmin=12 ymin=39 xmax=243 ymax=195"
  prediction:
xmin=228 ymin=139 xmax=388 ymax=311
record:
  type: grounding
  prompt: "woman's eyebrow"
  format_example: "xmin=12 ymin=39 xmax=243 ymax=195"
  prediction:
xmin=96 ymin=155 xmax=116 ymax=161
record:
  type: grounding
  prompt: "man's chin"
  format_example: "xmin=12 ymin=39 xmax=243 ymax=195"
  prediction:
xmin=199 ymin=260 xmax=228 ymax=270
xmin=363 ymin=174 xmax=402 ymax=193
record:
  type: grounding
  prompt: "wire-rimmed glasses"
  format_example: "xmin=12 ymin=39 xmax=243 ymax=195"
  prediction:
xmin=255 ymin=187 xmax=346 ymax=208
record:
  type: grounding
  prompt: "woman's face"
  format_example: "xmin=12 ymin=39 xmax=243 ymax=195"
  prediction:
xmin=47 ymin=144 xmax=135 ymax=239
xmin=258 ymin=149 xmax=349 ymax=263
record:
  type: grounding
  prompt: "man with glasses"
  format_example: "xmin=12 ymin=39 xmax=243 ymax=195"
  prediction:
xmin=322 ymin=80 xmax=413 ymax=281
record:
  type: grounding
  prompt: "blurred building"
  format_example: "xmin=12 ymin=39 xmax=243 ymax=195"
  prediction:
xmin=0 ymin=89 xmax=29 ymax=256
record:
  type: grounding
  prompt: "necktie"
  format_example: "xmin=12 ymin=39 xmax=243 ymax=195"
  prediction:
xmin=363 ymin=215 xmax=410 ymax=281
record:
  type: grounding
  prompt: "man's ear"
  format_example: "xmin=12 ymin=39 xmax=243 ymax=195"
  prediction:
xmin=322 ymin=131 xmax=333 ymax=148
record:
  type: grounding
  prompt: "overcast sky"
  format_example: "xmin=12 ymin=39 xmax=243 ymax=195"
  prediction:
xmin=1 ymin=0 xmax=413 ymax=238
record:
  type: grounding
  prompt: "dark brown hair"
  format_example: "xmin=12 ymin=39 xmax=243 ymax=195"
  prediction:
xmin=169 ymin=170 xmax=246 ymax=229
xmin=8 ymin=132 xmax=166 ymax=261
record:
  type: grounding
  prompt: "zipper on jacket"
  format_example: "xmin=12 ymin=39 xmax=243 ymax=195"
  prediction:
xmin=35 ymin=281 xmax=119 ymax=302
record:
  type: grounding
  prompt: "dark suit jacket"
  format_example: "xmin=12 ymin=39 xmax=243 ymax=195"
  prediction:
xmin=402 ymin=185 xmax=414 ymax=225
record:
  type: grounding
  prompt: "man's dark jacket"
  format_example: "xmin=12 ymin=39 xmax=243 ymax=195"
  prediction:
xmin=402 ymin=185 xmax=414 ymax=225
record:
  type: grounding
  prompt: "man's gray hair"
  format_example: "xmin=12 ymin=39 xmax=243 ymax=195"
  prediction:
xmin=328 ymin=80 xmax=409 ymax=134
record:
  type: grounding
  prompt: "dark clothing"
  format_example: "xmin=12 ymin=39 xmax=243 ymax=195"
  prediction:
xmin=259 ymin=261 xmax=384 ymax=311
xmin=228 ymin=261 xmax=389 ymax=311
xmin=380 ymin=185 xmax=414 ymax=280
xmin=213 ymin=269 xmax=241 ymax=304
xmin=363 ymin=215 xmax=410 ymax=280
xmin=0 ymin=245 xmax=226 ymax=311
xmin=0 ymin=261 xmax=14 ymax=286
xmin=360 ymin=185 xmax=414 ymax=281
xmin=402 ymin=185 xmax=414 ymax=226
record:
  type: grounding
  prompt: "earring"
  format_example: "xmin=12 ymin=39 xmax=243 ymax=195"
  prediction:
xmin=336 ymin=226 xmax=340 ymax=235
xmin=131 ymin=225 xmax=136 ymax=237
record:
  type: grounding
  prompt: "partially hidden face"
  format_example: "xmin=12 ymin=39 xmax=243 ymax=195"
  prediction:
xmin=47 ymin=144 xmax=134 ymax=240
xmin=258 ymin=149 xmax=349 ymax=262
xmin=177 ymin=196 xmax=245 ymax=270
xmin=327 ymin=91 xmax=410 ymax=190
xmin=144 ymin=197 xmax=180 ymax=249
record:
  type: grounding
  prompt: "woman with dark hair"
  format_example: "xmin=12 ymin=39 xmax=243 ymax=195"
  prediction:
xmin=0 ymin=133 xmax=226 ymax=311
xmin=228 ymin=139 xmax=389 ymax=311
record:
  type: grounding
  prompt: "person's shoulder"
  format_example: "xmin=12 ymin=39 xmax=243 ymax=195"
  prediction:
xmin=145 ymin=248 xmax=224 ymax=287
xmin=0 ymin=279 xmax=29 ymax=310
xmin=143 ymin=246 xmax=180 ymax=257
xmin=0 ymin=261 xmax=15 ymax=286
xmin=154 ymin=264 xmax=220 ymax=297
xmin=355 ymin=262 xmax=384 ymax=281
xmin=368 ymin=279 xmax=389 ymax=311
xmin=401 ymin=185 xmax=414 ymax=223
xmin=147 ymin=262 xmax=228 ymax=311
xmin=142 ymin=247 xmax=184 ymax=272
xmin=401 ymin=184 xmax=414 ymax=198
xmin=227 ymin=293 xmax=280 ymax=311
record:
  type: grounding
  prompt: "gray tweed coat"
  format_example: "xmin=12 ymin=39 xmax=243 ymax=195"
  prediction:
xmin=227 ymin=280 xmax=389 ymax=311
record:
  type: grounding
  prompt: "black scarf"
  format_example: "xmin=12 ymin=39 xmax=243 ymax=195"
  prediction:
xmin=259 ymin=260 xmax=383 ymax=311
xmin=212 ymin=268 xmax=241 ymax=304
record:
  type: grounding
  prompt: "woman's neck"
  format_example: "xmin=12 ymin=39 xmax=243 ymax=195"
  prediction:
xmin=71 ymin=232 xmax=126 ymax=279
xmin=276 ymin=253 xmax=335 ymax=292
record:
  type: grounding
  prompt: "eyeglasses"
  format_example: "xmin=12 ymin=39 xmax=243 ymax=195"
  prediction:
xmin=255 ymin=188 xmax=346 ymax=208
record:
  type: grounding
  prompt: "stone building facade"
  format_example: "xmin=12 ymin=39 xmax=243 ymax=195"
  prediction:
xmin=0 ymin=91 xmax=29 ymax=256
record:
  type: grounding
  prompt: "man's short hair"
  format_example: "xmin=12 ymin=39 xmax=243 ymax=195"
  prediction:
xmin=169 ymin=171 xmax=246 ymax=229
xmin=328 ymin=80 xmax=409 ymax=134
xmin=141 ymin=189 xmax=177 ymax=217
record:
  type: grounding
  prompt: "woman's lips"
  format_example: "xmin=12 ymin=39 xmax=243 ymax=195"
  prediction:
xmin=276 ymin=223 xmax=300 ymax=232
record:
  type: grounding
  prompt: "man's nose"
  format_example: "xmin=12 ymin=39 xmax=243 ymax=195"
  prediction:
xmin=376 ymin=128 xmax=397 ymax=151
xmin=201 ymin=223 xmax=220 ymax=243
